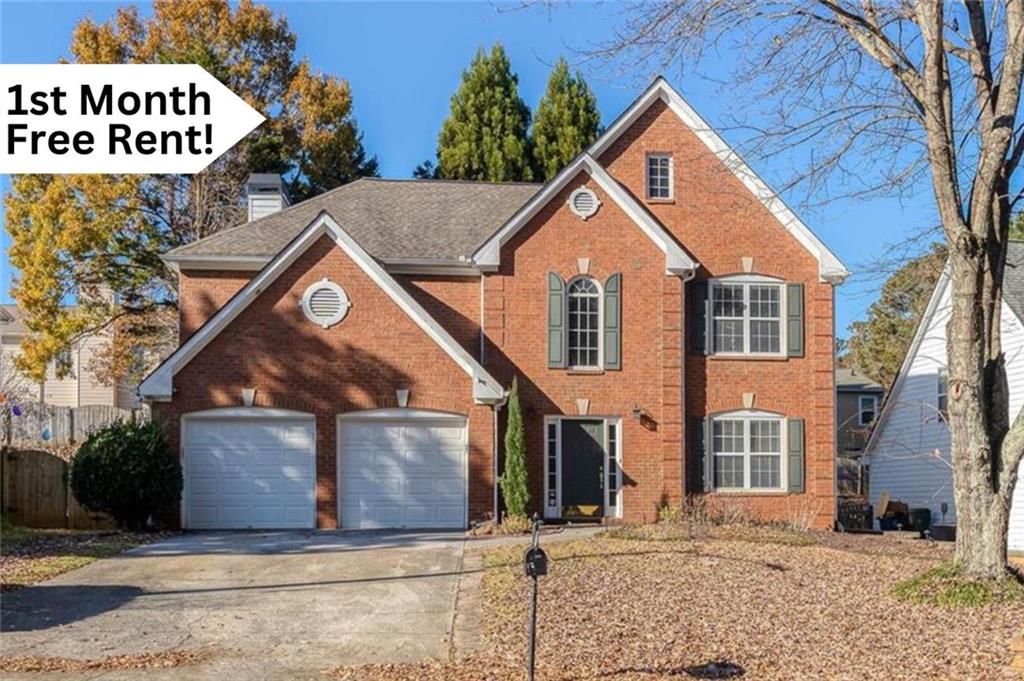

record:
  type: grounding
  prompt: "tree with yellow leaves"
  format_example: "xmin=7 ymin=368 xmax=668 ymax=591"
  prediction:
xmin=4 ymin=0 xmax=378 ymax=386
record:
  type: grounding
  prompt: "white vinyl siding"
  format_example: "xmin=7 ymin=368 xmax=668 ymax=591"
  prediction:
xmin=869 ymin=278 xmax=1024 ymax=552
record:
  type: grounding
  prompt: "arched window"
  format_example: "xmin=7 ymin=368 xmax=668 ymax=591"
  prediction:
xmin=567 ymin=277 xmax=601 ymax=368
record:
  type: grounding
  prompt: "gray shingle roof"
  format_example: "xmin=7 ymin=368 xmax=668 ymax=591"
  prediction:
xmin=1006 ymin=240 xmax=1024 ymax=323
xmin=166 ymin=178 xmax=541 ymax=263
xmin=835 ymin=366 xmax=884 ymax=392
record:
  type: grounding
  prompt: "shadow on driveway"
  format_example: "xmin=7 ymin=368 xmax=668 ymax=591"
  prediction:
xmin=1 ymin=585 xmax=143 ymax=632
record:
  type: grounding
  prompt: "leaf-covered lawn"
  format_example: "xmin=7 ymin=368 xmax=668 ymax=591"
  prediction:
xmin=332 ymin=529 xmax=1024 ymax=680
xmin=0 ymin=526 xmax=169 ymax=590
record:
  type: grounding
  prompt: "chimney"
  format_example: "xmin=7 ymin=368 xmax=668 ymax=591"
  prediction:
xmin=246 ymin=173 xmax=290 ymax=221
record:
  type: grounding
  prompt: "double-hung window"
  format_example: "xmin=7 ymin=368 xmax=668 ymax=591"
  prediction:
xmin=567 ymin=277 xmax=601 ymax=369
xmin=858 ymin=395 xmax=878 ymax=426
xmin=710 ymin=279 xmax=784 ymax=356
xmin=711 ymin=413 xmax=784 ymax=491
xmin=646 ymin=153 xmax=673 ymax=200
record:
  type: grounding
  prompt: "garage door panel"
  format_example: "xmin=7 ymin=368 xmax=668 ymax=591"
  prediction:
xmin=339 ymin=417 xmax=467 ymax=529
xmin=184 ymin=417 xmax=315 ymax=529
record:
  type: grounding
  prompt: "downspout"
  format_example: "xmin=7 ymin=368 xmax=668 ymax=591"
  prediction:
xmin=832 ymin=282 xmax=839 ymax=530
xmin=679 ymin=267 xmax=698 ymax=501
xmin=478 ymin=274 xmax=486 ymax=363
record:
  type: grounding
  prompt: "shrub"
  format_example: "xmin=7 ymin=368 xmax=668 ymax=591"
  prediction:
xmin=499 ymin=376 xmax=529 ymax=518
xmin=70 ymin=419 xmax=182 ymax=531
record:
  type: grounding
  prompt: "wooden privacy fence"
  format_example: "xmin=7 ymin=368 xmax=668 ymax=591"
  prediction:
xmin=0 ymin=405 xmax=147 ymax=529
xmin=3 ymin=403 xmax=148 ymax=446
xmin=0 ymin=448 xmax=115 ymax=529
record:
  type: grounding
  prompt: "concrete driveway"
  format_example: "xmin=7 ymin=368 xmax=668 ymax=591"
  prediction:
xmin=1 ymin=531 xmax=469 ymax=680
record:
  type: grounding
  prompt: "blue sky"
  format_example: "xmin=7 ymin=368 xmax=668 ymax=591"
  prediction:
xmin=0 ymin=0 xmax=939 ymax=335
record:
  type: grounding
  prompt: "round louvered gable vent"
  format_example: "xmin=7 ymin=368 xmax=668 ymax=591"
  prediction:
xmin=300 ymin=279 xmax=350 ymax=328
xmin=568 ymin=187 xmax=601 ymax=220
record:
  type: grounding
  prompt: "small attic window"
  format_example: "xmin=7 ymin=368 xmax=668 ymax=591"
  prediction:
xmin=300 ymin=279 xmax=350 ymax=328
xmin=568 ymin=187 xmax=601 ymax=220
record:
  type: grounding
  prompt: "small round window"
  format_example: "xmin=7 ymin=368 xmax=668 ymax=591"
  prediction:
xmin=568 ymin=186 xmax=601 ymax=220
xmin=300 ymin=278 xmax=350 ymax=328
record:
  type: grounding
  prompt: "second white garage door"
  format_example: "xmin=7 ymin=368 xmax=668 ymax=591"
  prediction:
xmin=338 ymin=413 xmax=468 ymax=529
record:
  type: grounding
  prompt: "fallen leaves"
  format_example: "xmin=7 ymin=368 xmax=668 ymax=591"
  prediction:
xmin=0 ymin=649 xmax=206 ymax=673
xmin=0 ymin=528 xmax=171 ymax=590
xmin=330 ymin=530 xmax=1023 ymax=680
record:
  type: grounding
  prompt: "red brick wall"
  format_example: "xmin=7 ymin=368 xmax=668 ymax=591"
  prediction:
xmin=157 ymin=236 xmax=494 ymax=528
xmin=177 ymin=270 xmax=252 ymax=342
xmin=396 ymin=275 xmax=481 ymax=357
xmin=483 ymin=170 xmax=682 ymax=523
xmin=599 ymin=99 xmax=836 ymax=529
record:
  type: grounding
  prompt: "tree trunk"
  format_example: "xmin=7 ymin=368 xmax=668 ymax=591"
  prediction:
xmin=947 ymin=247 xmax=1013 ymax=579
xmin=953 ymin=478 xmax=1010 ymax=578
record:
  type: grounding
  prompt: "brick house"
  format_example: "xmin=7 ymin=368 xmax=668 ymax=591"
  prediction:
xmin=140 ymin=78 xmax=848 ymax=531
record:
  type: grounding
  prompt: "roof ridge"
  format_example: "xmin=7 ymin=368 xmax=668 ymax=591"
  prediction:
xmin=360 ymin=177 xmax=543 ymax=187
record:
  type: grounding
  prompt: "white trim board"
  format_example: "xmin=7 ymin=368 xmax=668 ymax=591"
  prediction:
xmin=590 ymin=77 xmax=848 ymax=283
xmin=473 ymin=153 xmax=698 ymax=276
xmin=139 ymin=211 xmax=506 ymax=404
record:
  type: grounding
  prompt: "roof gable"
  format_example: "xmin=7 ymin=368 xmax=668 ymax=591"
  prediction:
xmin=140 ymin=212 xmax=505 ymax=404
xmin=473 ymin=154 xmax=697 ymax=275
xmin=591 ymin=77 xmax=848 ymax=283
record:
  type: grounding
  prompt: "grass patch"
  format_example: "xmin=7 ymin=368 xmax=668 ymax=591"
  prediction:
xmin=598 ymin=524 xmax=693 ymax=542
xmin=892 ymin=562 xmax=1024 ymax=607
xmin=1 ymin=527 xmax=167 ymax=590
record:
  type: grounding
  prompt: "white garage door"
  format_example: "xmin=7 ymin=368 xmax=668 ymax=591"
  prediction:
xmin=184 ymin=415 xmax=316 ymax=529
xmin=338 ymin=414 xmax=467 ymax=529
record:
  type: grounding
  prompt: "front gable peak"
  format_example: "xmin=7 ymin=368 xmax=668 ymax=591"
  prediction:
xmin=473 ymin=154 xmax=698 ymax=276
xmin=590 ymin=77 xmax=848 ymax=283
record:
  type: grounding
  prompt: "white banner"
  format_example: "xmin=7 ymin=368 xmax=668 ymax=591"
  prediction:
xmin=0 ymin=64 xmax=266 ymax=174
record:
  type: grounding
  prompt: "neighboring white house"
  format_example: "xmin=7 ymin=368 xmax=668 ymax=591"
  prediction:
xmin=0 ymin=304 xmax=139 ymax=409
xmin=864 ymin=241 xmax=1024 ymax=554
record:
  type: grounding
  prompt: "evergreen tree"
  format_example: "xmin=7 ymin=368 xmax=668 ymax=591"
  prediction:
xmin=530 ymin=58 xmax=601 ymax=181
xmin=844 ymin=243 xmax=947 ymax=389
xmin=412 ymin=159 xmax=439 ymax=179
xmin=499 ymin=377 xmax=529 ymax=518
xmin=436 ymin=44 xmax=533 ymax=182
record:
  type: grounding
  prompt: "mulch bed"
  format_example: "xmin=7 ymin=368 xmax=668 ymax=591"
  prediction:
xmin=330 ymin=530 xmax=1021 ymax=680
xmin=0 ymin=528 xmax=170 ymax=590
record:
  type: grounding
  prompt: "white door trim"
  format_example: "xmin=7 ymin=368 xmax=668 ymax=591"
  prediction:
xmin=543 ymin=415 xmax=623 ymax=520
xmin=335 ymin=409 xmax=469 ymax=529
xmin=180 ymin=408 xmax=317 ymax=529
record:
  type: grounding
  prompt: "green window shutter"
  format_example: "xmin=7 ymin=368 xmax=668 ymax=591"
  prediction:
xmin=548 ymin=273 xmax=566 ymax=368
xmin=603 ymin=273 xmax=622 ymax=370
xmin=786 ymin=283 xmax=804 ymax=357
xmin=787 ymin=418 xmax=805 ymax=493
xmin=690 ymin=281 xmax=708 ymax=354
xmin=689 ymin=417 xmax=709 ymax=493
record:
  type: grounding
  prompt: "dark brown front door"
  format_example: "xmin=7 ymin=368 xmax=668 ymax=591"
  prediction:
xmin=561 ymin=420 xmax=604 ymax=518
